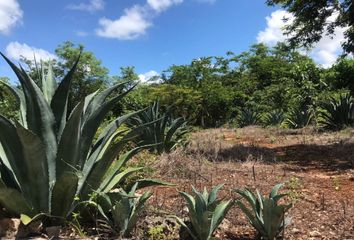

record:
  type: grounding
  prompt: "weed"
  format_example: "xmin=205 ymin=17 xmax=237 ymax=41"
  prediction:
xmin=286 ymin=176 xmax=303 ymax=204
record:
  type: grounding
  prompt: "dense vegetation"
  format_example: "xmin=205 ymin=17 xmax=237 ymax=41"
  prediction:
xmin=2 ymin=41 xmax=354 ymax=130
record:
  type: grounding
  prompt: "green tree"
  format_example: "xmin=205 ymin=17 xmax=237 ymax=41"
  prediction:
xmin=266 ymin=0 xmax=354 ymax=54
xmin=0 ymin=77 xmax=18 ymax=119
xmin=55 ymin=41 xmax=109 ymax=111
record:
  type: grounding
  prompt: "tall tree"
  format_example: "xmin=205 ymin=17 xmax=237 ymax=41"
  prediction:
xmin=266 ymin=0 xmax=354 ymax=54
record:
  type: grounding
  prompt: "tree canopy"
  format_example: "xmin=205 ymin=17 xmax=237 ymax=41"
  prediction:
xmin=266 ymin=0 xmax=354 ymax=54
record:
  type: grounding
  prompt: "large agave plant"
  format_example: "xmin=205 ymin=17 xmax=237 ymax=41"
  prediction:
xmin=126 ymin=101 xmax=188 ymax=154
xmin=234 ymin=184 xmax=292 ymax=240
xmin=173 ymin=184 xmax=233 ymax=240
xmin=0 ymin=53 xmax=155 ymax=222
xmin=319 ymin=93 xmax=354 ymax=130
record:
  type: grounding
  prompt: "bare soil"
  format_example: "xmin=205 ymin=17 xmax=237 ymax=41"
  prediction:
xmin=147 ymin=127 xmax=354 ymax=240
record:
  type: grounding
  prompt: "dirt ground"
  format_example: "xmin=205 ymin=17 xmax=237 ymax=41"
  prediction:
xmin=146 ymin=127 xmax=354 ymax=240
xmin=1 ymin=127 xmax=353 ymax=239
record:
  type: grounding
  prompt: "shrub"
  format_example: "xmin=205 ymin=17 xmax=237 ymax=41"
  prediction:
xmin=173 ymin=184 xmax=233 ymax=240
xmin=234 ymin=184 xmax=292 ymax=240
xmin=319 ymin=93 xmax=354 ymax=130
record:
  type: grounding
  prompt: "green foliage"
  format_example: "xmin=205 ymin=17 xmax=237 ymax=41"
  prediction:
xmin=285 ymin=107 xmax=313 ymax=129
xmin=235 ymin=184 xmax=292 ymax=240
xmin=236 ymin=108 xmax=262 ymax=128
xmin=0 ymin=77 xmax=18 ymax=119
xmin=319 ymin=93 xmax=354 ymax=130
xmin=173 ymin=184 xmax=233 ymax=240
xmin=0 ymin=53 xmax=148 ymax=223
xmin=263 ymin=109 xmax=284 ymax=126
xmin=126 ymin=102 xmax=188 ymax=154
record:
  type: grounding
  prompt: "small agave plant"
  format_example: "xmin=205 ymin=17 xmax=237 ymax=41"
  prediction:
xmin=95 ymin=182 xmax=153 ymax=237
xmin=234 ymin=184 xmax=292 ymax=240
xmin=174 ymin=184 xmax=233 ymax=240
xmin=0 ymin=53 xmax=163 ymax=224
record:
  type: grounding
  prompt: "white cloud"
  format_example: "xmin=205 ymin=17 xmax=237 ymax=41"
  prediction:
xmin=257 ymin=10 xmax=347 ymax=67
xmin=147 ymin=0 xmax=183 ymax=12
xmin=5 ymin=42 xmax=57 ymax=62
xmin=96 ymin=0 xmax=183 ymax=40
xmin=139 ymin=70 xmax=161 ymax=83
xmin=67 ymin=0 xmax=104 ymax=13
xmin=257 ymin=10 xmax=293 ymax=45
xmin=0 ymin=0 xmax=23 ymax=34
xmin=96 ymin=5 xmax=151 ymax=40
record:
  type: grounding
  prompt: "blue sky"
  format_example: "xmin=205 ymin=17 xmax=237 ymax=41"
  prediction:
xmin=0 ymin=0 xmax=346 ymax=82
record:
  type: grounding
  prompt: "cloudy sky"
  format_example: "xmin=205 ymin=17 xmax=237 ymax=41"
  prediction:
xmin=0 ymin=0 xmax=347 ymax=81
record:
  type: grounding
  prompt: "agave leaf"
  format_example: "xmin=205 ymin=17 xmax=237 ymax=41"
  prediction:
xmin=0 ymin=54 xmax=57 ymax=189
xmin=82 ymin=120 xmax=162 ymax=196
xmin=15 ymin=122 xmax=49 ymax=213
xmin=210 ymin=200 xmax=233 ymax=235
xmin=269 ymin=183 xmax=283 ymax=199
xmin=165 ymin=117 xmax=186 ymax=145
xmin=0 ymin=160 xmax=19 ymax=190
xmin=179 ymin=191 xmax=196 ymax=213
xmin=236 ymin=200 xmax=264 ymax=235
xmin=208 ymin=184 xmax=224 ymax=205
xmin=101 ymin=167 xmax=144 ymax=193
xmin=51 ymin=55 xmax=80 ymax=137
xmin=51 ymin=172 xmax=79 ymax=217
xmin=41 ymin=61 xmax=57 ymax=103
xmin=125 ymin=190 xmax=152 ymax=236
xmin=126 ymin=179 xmax=174 ymax=191
xmin=112 ymin=199 xmax=131 ymax=234
xmin=56 ymin=101 xmax=85 ymax=177
xmin=79 ymin=85 xmax=134 ymax=171
xmin=0 ymin=188 xmax=32 ymax=216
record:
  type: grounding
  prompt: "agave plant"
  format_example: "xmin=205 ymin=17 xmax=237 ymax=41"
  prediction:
xmin=173 ymin=184 xmax=233 ymax=240
xmin=95 ymin=182 xmax=153 ymax=237
xmin=126 ymin=101 xmax=188 ymax=154
xmin=263 ymin=110 xmax=284 ymax=127
xmin=285 ymin=107 xmax=313 ymax=129
xmin=236 ymin=108 xmax=262 ymax=128
xmin=234 ymin=184 xmax=292 ymax=240
xmin=0 ymin=53 xmax=161 ymax=223
xmin=319 ymin=93 xmax=354 ymax=130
